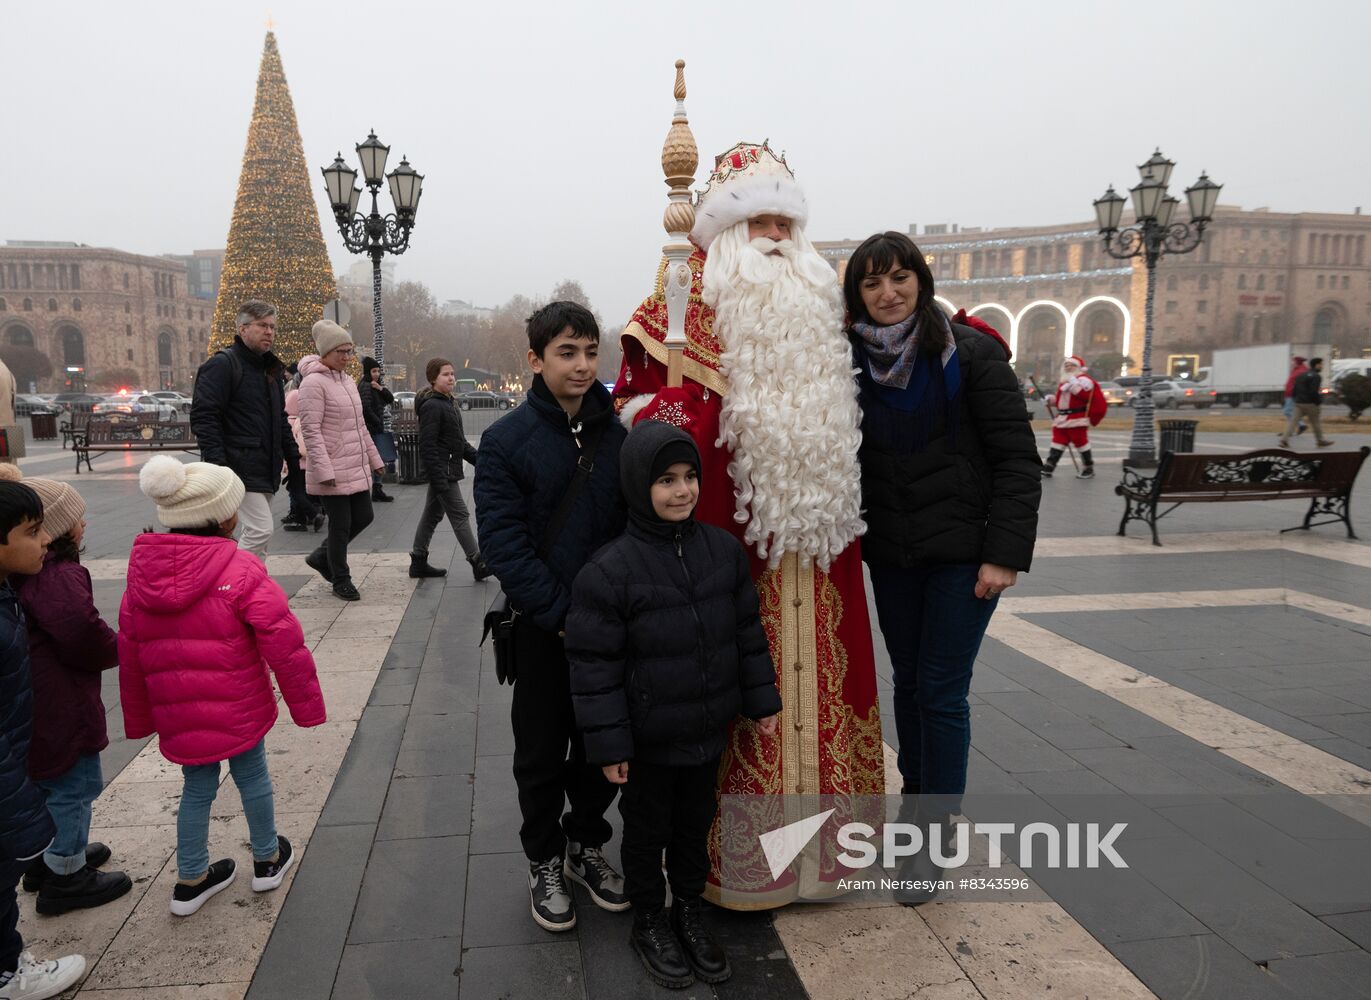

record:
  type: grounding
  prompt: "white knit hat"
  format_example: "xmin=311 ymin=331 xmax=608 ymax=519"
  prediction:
xmin=139 ymin=456 xmax=245 ymax=528
xmin=312 ymin=319 xmax=353 ymax=357
xmin=690 ymin=140 xmax=809 ymax=251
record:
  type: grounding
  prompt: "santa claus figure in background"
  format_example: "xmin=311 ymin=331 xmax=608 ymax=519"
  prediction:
xmin=1043 ymin=355 xmax=1106 ymax=479
xmin=615 ymin=141 xmax=884 ymax=909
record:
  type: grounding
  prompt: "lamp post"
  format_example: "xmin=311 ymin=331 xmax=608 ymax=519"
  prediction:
xmin=320 ymin=131 xmax=423 ymax=429
xmin=1094 ymin=149 xmax=1221 ymax=468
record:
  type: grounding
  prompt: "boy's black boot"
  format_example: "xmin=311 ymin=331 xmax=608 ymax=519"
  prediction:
xmin=332 ymin=577 xmax=361 ymax=601
xmin=35 ymin=865 xmax=132 ymax=915
xmin=408 ymin=554 xmax=447 ymax=578
xmin=23 ymin=843 xmax=110 ymax=892
xmin=670 ymin=896 xmax=731 ymax=983
xmin=631 ymin=909 xmax=694 ymax=989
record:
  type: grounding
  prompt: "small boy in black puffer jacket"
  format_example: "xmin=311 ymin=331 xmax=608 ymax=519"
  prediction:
xmin=566 ymin=421 xmax=780 ymax=990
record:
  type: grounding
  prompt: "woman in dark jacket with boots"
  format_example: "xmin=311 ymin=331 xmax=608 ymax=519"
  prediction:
xmin=408 ymin=358 xmax=490 ymax=580
xmin=357 ymin=356 xmax=395 ymax=503
xmin=844 ymin=231 xmax=1041 ymax=901
xmin=566 ymin=421 xmax=780 ymax=989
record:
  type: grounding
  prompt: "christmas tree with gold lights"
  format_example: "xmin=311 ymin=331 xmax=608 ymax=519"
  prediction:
xmin=209 ymin=31 xmax=336 ymax=361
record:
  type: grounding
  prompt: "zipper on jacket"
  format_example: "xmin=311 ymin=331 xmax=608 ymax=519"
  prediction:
xmin=674 ymin=527 xmax=710 ymax=723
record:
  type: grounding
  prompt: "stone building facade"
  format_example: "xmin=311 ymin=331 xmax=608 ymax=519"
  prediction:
xmin=0 ymin=243 xmax=215 ymax=392
xmin=816 ymin=206 xmax=1371 ymax=381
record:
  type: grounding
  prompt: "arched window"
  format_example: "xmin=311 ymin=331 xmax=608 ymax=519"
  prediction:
xmin=22 ymin=298 xmax=32 ymax=311
xmin=0 ymin=298 xmax=6 ymax=311
xmin=72 ymin=298 xmax=81 ymax=312
xmin=1314 ymin=307 xmax=1336 ymax=342
xmin=58 ymin=324 xmax=85 ymax=366
xmin=5 ymin=325 xmax=34 ymax=347
xmin=158 ymin=330 xmax=174 ymax=367
xmin=47 ymin=298 xmax=57 ymax=311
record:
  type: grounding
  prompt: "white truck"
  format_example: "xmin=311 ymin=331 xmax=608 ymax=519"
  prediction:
xmin=1197 ymin=342 xmax=1332 ymax=408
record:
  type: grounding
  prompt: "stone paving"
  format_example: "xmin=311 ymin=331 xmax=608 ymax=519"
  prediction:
xmin=10 ymin=422 xmax=1371 ymax=999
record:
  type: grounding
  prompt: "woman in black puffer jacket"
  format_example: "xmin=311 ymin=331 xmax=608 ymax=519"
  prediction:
xmin=565 ymin=420 xmax=780 ymax=984
xmin=845 ymin=232 xmax=1040 ymax=868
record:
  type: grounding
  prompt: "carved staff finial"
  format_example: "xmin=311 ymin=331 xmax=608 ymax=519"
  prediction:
xmin=660 ymin=59 xmax=698 ymax=387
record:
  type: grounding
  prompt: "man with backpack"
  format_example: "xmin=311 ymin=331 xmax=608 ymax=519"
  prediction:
xmin=190 ymin=300 xmax=299 ymax=557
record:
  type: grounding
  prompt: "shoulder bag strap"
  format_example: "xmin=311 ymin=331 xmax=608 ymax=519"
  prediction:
xmin=535 ymin=418 xmax=609 ymax=559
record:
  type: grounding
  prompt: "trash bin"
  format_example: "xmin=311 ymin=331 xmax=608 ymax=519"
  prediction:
xmin=30 ymin=412 xmax=58 ymax=441
xmin=394 ymin=414 xmax=425 ymax=484
xmin=1158 ymin=419 xmax=1198 ymax=454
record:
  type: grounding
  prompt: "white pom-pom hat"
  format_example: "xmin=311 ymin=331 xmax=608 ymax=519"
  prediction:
xmin=139 ymin=456 xmax=245 ymax=528
xmin=690 ymin=140 xmax=809 ymax=252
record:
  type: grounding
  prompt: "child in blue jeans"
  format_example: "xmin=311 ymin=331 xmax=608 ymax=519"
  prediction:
xmin=10 ymin=476 xmax=130 ymax=917
xmin=0 ymin=477 xmax=87 ymax=1000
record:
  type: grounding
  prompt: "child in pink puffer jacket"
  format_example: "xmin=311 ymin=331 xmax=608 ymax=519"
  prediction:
xmin=119 ymin=456 xmax=326 ymax=917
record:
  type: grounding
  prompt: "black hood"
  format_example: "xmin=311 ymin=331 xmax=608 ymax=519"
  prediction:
xmin=620 ymin=420 xmax=701 ymax=525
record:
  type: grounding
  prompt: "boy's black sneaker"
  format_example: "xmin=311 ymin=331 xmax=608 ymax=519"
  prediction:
xmin=565 ymin=841 xmax=629 ymax=912
xmin=23 ymin=843 xmax=110 ymax=892
xmin=35 ymin=865 xmax=132 ymax=915
xmin=304 ymin=550 xmax=333 ymax=583
xmin=528 ymin=856 xmax=576 ymax=932
xmin=251 ymin=835 xmax=295 ymax=892
xmin=332 ymin=578 xmax=361 ymax=602
xmin=631 ymin=909 xmax=694 ymax=989
xmin=671 ymin=896 xmax=731 ymax=983
xmin=281 ymin=516 xmax=309 ymax=532
xmin=170 ymin=859 xmax=236 ymax=917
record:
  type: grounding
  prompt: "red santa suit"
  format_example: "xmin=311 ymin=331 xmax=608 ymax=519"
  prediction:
xmin=614 ymin=142 xmax=885 ymax=910
xmin=1045 ymin=357 xmax=1107 ymax=479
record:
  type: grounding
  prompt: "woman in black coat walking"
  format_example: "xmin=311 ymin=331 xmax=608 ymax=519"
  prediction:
xmin=844 ymin=231 xmax=1041 ymax=899
xmin=409 ymin=359 xmax=490 ymax=580
xmin=357 ymin=356 xmax=395 ymax=503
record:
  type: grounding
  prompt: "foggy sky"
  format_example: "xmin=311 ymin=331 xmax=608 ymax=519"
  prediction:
xmin=4 ymin=0 xmax=1367 ymax=326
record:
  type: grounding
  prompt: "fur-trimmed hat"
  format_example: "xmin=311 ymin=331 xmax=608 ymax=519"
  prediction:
xmin=139 ymin=456 xmax=245 ymax=528
xmin=690 ymin=140 xmax=809 ymax=251
xmin=1064 ymin=355 xmax=1087 ymax=371
xmin=311 ymin=319 xmax=353 ymax=357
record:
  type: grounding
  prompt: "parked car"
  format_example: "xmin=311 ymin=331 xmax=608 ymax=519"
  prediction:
xmin=393 ymin=391 xmax=417 ymax=411
xmin=15 ymin=394 xmax=61 ymax=418
xmin=50 ymin=392 xmax=104 ymax=415
xmin=150 ymin=390 xmax=193 ymax=413
xmin=1117 ymin=376 xmax=1214 ymax=409
xmin=457 ymin=390 xmax=513 ymax=411
xmin=1099 ymin=381 xmax=1130 ymax=407
xmin=91 ymin=394 xmax=179 ymax=421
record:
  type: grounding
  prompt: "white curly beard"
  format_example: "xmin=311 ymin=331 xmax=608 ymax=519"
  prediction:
xmin=703 ymin=221 xmax=866 ymax=570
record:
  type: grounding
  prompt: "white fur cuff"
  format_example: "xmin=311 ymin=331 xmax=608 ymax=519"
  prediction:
xmin=618 ymin=393 xmax=653 ymax=429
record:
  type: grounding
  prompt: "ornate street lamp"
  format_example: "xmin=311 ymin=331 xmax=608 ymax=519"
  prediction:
xmin=1094 ymin=149 xmax=1221 ymax=468
xmin=320 ymin=131 xmax=423 ymax=428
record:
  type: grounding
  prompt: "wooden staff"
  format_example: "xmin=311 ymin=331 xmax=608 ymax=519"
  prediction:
xmin=659 ymin=59 xmax=698 ymax=388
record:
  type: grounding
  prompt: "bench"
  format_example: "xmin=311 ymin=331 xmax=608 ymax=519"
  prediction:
xmin=74 ymin=419 xmax=199 ymax=474
xmin=59 ymin=412 xmax=92 ymax=450
xmin=1116 ymin=446 xmax=1370 ymax=546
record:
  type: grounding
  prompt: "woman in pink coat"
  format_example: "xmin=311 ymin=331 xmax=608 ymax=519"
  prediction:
xmin=120 ymin=456 xmax=326 ymax=917
xmin=297 ymin=320 xmax=385 ymax=601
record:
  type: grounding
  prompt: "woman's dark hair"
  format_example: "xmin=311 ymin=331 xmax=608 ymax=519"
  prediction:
xmin=843 ymin=231 xmax=947 ymax=356
xmin=47 ymin=532 xmax=83 ymax=562
xmin=0 ymin=482 xmax=44 ymax=540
